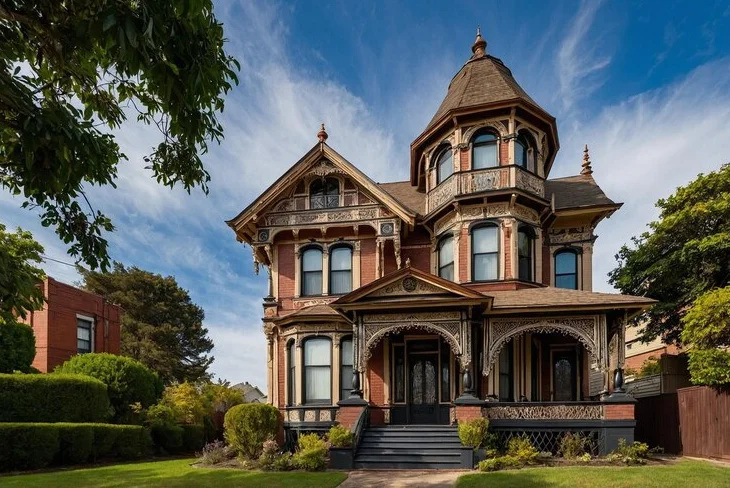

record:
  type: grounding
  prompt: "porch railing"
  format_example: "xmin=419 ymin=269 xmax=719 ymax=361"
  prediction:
xmin=283 ymin=405 xmax=339 ymax=425
xmin=352 ymin=404 xmax=369 ymax=453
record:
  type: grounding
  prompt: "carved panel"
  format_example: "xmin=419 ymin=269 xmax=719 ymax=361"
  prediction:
xmin=427 ymin=176 xmax=457 ymax=212
xmin=462 ymin=167 xmax=509 ymax=193
xmin=368 ymin=278 xmax=445 ymax=297
xmin=515 ymin=169 xmax=545 ymax=197
xmin=264 ymin=205 xmax=381 ymax=226
xmin=548 ymin=226 xmax=594 ymax=244
xmin=308 ymin=159 xmax=344 ymax=177
xmin=511 ymin=205 xmax=540 ymax=225
xmin=461 ymin=203 xmax=510 ymax=221
xmin=484 ymin=404 xmax=603 ymax=420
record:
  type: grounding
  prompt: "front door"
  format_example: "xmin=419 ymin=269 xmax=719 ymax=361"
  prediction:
xmin=408 ymin=352 xmax=439 ymax=424
xmin=552 ymin=350 xmax=577 ymax=401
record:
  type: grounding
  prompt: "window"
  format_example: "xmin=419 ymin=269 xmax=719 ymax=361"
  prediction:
xmin=499 ymin=342 xmax=514 ymax=401
xmin=287 ymin=341 xmax=296 ymax=406
xmin=329 ymin=246 xmax=352 ymax=295
xmin=77 ymin=317 xmax=93 ymax=353
xmin=304 ymin=337 xmax=331 ymax=404
xmin=515 ymin=132 xmax=536 ymax=172
xmin=340 ymin=337 xmax=353 ymax=400
xmin=518 ymin=225 xmax=534 ymax=282
xmin=437 ymin=235 xmax=454 ymax=281
xmin=555 ymin=250 xmax=578 ymax=289
xmin=301 ymin=247 xmax=323 ymax=296
xmin=436 ymin=146 xmax=453 ymax=184
xmin=472 ymin=224 xmax=499 ymax=281
xmin=472 ymin=130 xmax=499 ymax=169
xmin=309 ymin=177 xmax=339 ymax=209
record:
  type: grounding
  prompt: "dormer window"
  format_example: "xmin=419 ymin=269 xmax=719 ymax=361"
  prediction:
xmin=472 ymin=130 xmax=499 ymax=169
xmin=517 ymin=225 xmax=535 ymax=282
xmin=437 ymin=235 xmax=454 ymax=281
xmin=310 ymin=177 xmax=339 ymax=209
xmin=515 ymin=132 xmax=536 ymax=173
xmin=436 ymin=146 xmax=453 ymax=184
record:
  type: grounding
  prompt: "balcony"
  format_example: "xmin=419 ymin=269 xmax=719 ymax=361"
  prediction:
xmin=426 ymin=166 xmax=545 ymax=213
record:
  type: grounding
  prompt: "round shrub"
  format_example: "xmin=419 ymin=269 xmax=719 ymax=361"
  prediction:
xmin=328 ymin=424 xmax=353 ymax=448
xmin=55 ymin=353 xmax=162 ymax=423
xmin=0 ymin=373 xmax=110 ymax=423
xmin=224 ymin=403 xmax=280 ymax=459
xmin=292 ymin=433 xmax=327 ymax=471
xmin=0 ymin=322 xmax=35 ymax=373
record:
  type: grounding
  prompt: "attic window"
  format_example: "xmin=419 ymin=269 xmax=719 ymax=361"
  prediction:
xmin=309 ymin=178 xmax=339 ymax=209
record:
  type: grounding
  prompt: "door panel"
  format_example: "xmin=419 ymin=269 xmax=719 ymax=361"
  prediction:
xmin=408 ymin=354 xmax=438 ymax=424
xmin=553 ymin=350 xmax=577 ymax=401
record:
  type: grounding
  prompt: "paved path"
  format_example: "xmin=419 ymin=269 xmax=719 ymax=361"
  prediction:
xmin=339 ymin=470 xmax=467 ymax=488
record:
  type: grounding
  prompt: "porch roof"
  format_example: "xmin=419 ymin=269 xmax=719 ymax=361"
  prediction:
xmin=487 ymin=287 xmax=656 ymax=314
xmin=273 ymin=304 xmax=348 ymax=326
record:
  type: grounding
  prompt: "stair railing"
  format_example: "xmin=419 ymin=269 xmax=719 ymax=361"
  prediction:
xmin=352 ymin=404 xmax=369 ymax=454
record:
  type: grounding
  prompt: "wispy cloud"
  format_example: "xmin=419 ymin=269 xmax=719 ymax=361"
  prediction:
xmin=557 ymin=0 xmax=612 ymax=111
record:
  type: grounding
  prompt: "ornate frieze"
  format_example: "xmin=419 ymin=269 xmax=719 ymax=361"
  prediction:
xmin=463 ymin=167 xmax=509 ymax=193
xmin=511 ymin=205 xmax=540 ymax=225
xmin=484 ymin=404 xmax=604 ymax=420
xmin=460 ymin=203 xmax=510 ymax=220
xmin=548 ymin=226 xmax=594 ymax=244
xmin=515 ymin=169 xmax=545 ymax=197
xmin=264 ymin=205 xmax=380 ymax=227
xmin=461 ymin=120 xmax=508 ymax=142
xmin=427 ymin=176 xmax=457 ymax=212
xmin=308 ymin=159 xmax=344 ymax=177
xmin=368 ymin=278 xmax=445 ymax=297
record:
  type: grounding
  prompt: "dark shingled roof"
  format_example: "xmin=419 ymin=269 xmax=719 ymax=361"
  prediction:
xmin=426 ymin=54 xmax=547 ymax=131
xmin=545 ymin=174 xmax=619 ymax=210
xmin=488 ymin=287 xmax=656 ymax=310
xmin=378 ymin=181 xmax=427 ymax=215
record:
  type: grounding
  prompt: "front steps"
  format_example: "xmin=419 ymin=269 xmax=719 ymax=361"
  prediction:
xmin=354 ymin=425 xmax=465 ymax=469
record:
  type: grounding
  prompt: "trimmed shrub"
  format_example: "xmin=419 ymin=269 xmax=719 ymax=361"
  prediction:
xmin=327 ymin=424 xmax=353 ymax=448
xmin=151 ymin=423 xmax=184 ymax=454
xmin=181 ymin=424 xmax=206 ymax=452
xmin=0 ymin=373 xmax=110 ymax=423
xmin=0 ymin=322 xmax=36 ymax=373
xmin=55 ymin=353 xmax=162 ymax=423
xmin=292 ymin=433 xmax=328 ymax=471
xmin=224 ymin=403 xmax=280 ymax=459
xmin=458 ymin=417 xmax=490 ymax=449
xmin=0 ymin=423 xmax=149 ymax=471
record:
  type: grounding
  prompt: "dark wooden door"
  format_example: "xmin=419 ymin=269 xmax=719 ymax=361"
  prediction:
xmin=553 ymin=350 xmax=577 ymax=401
xmin=408 ymin=353 xmax=439 ymax=424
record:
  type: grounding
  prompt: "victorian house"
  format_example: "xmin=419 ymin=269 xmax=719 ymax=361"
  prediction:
xmin=227 ymin=32 xmax=654 ymax=468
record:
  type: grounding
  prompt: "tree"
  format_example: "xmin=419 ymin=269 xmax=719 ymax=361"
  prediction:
xmin=609 ymin=164 xmax=730 ymax=385
xmin=1 ymin=0 xmax=239 ymax=270
xmin=80 ymin=263 xmax=213 ymax=384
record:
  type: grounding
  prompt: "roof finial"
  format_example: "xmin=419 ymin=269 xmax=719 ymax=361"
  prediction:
xmin=471 ymin=26 xmax=487 ymax=57
xmin=317 ymin=123 xmax=328 ymax=142
xmin=581 ymin=144 xmax=593 ymax=176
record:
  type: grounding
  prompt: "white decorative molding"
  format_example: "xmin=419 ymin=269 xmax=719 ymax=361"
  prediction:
xmin=308 ymin=159 xmax=344 ymax=177
xmin=264 ymin=205 xmax=380 ymax=226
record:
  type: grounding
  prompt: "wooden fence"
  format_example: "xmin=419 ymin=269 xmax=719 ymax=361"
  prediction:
xmin=634 ymin=393 xmax=682 ymax=454
xmin=677 ymin=386 xmax=730 ymax=460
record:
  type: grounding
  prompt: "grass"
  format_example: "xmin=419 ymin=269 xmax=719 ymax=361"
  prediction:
xmin=0 ymin=458 xmax=348 ymax=488
xmin=456 ymin=459 xmax=730 ymax=487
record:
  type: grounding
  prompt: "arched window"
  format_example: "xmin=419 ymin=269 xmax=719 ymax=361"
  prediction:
xmin=517 ymin=225 xmax=535 ymax=282
xmin=329 ymin=246 xmax=352 ymax=295
xmin=287 ymin=340 xmax=296 ymax=406
xmin=437 ymin=235 xmax=454 ymax=281
xmin=340 ymin=336 xmax=353 ymax=401
xmin=555 ymin=249 xmax=579 ymax=289
xmin=472 ymin=130 xmax=499 ymax=169
xmin=515 ymin=132 xmax=536 ymax=172
xmin=436 ymin=146 xmax=453 ymax=184
xmin=304 ymin=337 xmax=331 ymax=404
xmin=472 ymin=224 xmax=499 ymax=281
xmin=309 ymin=177 xmax=339 ymax=209
xmin=301 ymin=247 xmax=323 ymax=296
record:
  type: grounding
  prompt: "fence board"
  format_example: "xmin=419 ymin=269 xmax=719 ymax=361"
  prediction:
xmin=677 ymin=386 xmax=730 ymax=460
xmin=634 ymin=393 xmax=681 ymax=454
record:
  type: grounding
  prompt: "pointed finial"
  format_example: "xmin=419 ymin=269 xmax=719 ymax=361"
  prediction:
xmin=317 ymin=123 xmax=328 ymax=142
xmin=472 ymin=26 xmax=487 ymax=57
xmin=581 ymin=144 xmax=593 ymax=176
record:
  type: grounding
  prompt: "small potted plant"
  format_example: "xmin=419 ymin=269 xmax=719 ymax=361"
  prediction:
xmin=327 ymin=424 xmax=354 ymax=469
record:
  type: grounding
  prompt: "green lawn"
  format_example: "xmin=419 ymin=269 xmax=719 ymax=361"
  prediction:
xmin=0 ymin=458 xmax=347 ymax=488
xmin=457 ymin=459 xmax=730 ymax=488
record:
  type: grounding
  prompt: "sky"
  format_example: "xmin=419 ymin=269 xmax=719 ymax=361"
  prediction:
xmin=3 ymin=0 xmax=730 ymax=387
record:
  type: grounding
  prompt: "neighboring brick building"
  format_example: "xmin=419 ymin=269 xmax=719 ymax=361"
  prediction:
xmin=20 ymin=277 xmax=122 ymax=372
xmin=625 ymin=324 xmax=682 ymax=371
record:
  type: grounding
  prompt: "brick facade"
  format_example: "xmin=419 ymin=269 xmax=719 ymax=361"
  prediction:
xmin=604 ymin=403 xmax=635 ymax=420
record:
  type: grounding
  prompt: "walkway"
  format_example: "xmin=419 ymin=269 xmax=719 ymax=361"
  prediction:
xmin=339 ymin=470 xmax=465 ymax=487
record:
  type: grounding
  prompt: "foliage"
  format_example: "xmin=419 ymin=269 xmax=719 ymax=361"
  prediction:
xmin=0 ymin=0 xmax=239 ymax=271
xmin=0 ymin=223 xmax=45 ymax=322
xmin=181 ymin=424 xmax=206 ymax=452
xmin=0 ymin=423 xmax=149 ymax=471
xmin=145 ymin=403 xmax=178 ymax=426
xmin=257 ymin=438 xmax=294 ymax=471
xmin=458 ymin=417 xmax=492 ymax=449
xmin=477 ymin=455 xmax=523 ymax=472
xmin=81 ymin=264 xmax=213 ymax=384
xmin=558 ymin=432 xmax=591 ymax=459
xmin=224 ymin=403 xmax=280 ymax=460
xmin=0 ymin=373 xmax=109 ymax=422
xmin=292 ymin=433 xmax=328 ymax=472
xmin=198 ymin=440 xmax=235 ymax=466
xmin=0 ymin=321 xmax=36 ymax=374
xmin=327 ymin=424 xmax=353 ymax=448
xmin=55 ymin=353 xmax=162 ymax=423
xmin=0 ymin=458 xmax=350 ymax=488
xmin=506 ymin=435 xmax=539 ymax=464
xmin=686 ymin=348 xmax=730 ymax=386
xmin=578 ymin=452 xmax=592 ymax=463
xmin=202 ymin=380 xmax=244 ymax=413
xmin=609 ymin=164 xmax=730 ymax=345
xmin=161 ymin=382 xmax=207 ymax=424
xmin=605 ymin=439 xmax=650 ymax=465
xmin=151 ymin=423 xmax=184 ymax=454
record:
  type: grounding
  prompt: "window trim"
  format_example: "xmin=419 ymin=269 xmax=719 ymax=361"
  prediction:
xmin=470 ymin=222 xmax=500 ymax=282
xmin=328 ymin=244 xmax=353 ymax=296
xmin=339 ymin=335 xmax=353 ymax=401
xmin=309 ymin=177 xmax=340 ymax=209
xmin=300 ymin=245 xmax=324 ymax=297
xmin=287 ymin=339 xmax=296 ymax=406
xmin=517 ymin=224 xmax=535 ymax=282
xmin=471 ymin=129 xmax=500 ymax=169
xmin=302 ymin=336 xmax=332 ymax=405
xmin=436 ymin=234 xmax=455 ymax=281
xmin=76 ymin=314 xmax=95 ymax=354
xmin=554 ymin=248 xmax=580 ymax=290
xmin=434 ymin=145 xmax=453 ymax=185
xmin=515 ymin=131 xmax=537 ymax=173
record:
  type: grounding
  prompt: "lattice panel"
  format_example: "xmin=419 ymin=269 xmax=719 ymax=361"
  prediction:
xmin=494 ymin=429 xmax=602 ymax=456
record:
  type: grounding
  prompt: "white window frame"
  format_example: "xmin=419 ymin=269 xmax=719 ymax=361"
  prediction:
xmin=76 ymin=314 xmax=95 ymax=353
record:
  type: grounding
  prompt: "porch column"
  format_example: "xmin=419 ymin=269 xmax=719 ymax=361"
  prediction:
xmin=295 ymin=338 xmax=303 ymax=405
xmin=332 ymin=336 xmax=341 ymax=404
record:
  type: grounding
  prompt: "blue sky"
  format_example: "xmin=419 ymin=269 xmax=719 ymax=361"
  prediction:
xmin=3 ymin=0 xmax=730 ymax=386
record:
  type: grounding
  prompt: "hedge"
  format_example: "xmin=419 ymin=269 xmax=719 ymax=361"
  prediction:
xmin=0 ymin=423 xmax=150 ymax=471
xmin=0 ymin=373 xmax=110 ymax=423
xmin=150 ymin=423 xmax=205 ymax=454
xmin=181 ymin=424 xmax=205 ymax=452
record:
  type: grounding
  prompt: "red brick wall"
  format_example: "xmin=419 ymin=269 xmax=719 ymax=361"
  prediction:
xmin=460 ymin=148 xmax=470 ymax=171
xmin=503 ymin=228 xmax=513 ymax=279
xmin=278 ymin=337 xmax=286 ymax=408
xmin=367 ymin=342 xmax=386 ymax=424
xmin=23 ymin=277 xmax=121 ymax=373
xmin=360 ymin=238 xmax=377 ymax=285
xmin=277 ymin=243 xmax=295 ymax=309
xmin=458 ymin=226 xmax=469 ymax=282
xmin=338 ymin=405 xmax=367 ymax=428
xmin=604 ymin=403 xmax=635 ymax=420
xmin=499 ymin=141 xmax=509 ymax=165
xmin=625 ymin=347 xmax=681 ymax=370
xmin=403 ymin=247 xmax=430 ymax=273
xmin=455 ymin=405 xmax=482 ymax=422
xmin=383 ymin=240 xmax=397 ymax=275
